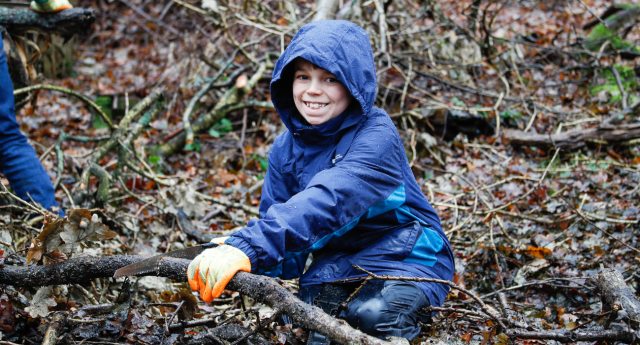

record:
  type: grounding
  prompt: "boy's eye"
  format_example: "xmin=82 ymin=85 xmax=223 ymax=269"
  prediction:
xmin=296 ymin=75 xmax=309 ymax=80
xmin=325 ymin=77 xmax=338 ymax=83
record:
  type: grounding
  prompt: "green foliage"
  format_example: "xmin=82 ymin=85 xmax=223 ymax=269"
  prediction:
xmin=149 ymin=155 xmax=161 ymax=165
xmin=500 ymin=109 xmax=522 ymax=119
xmin=255 ymin=156 xmax=268 ymax=172
xmin=92 ymin=96 xmax=113 ymax=129
xmin=184 ymin=142 xmax=202 ymax=152
xmin=590 ymin=65 xmax=638 ymax=104
xmin=585 ymin=15 xmax=640 ymax=53
xmin=208 ymin=118 xmax=233 ymax=138
xmin=450 ymin=97 xmax=466 ymax=107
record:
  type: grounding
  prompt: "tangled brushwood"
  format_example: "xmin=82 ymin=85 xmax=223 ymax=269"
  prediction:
xmin=0 ymin=0 xmax=639 ymax=344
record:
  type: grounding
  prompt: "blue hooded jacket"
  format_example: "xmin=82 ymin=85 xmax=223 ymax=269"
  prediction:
xmin=226 ymin=20 xmax=454 ymax=306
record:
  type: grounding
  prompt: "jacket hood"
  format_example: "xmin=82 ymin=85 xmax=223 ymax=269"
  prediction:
xmin=270 ymin=20 xmax=377 ymax=141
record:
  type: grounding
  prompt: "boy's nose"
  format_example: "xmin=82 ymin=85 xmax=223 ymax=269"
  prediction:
xmin=306 ymin=80 xmax=322 ymax=95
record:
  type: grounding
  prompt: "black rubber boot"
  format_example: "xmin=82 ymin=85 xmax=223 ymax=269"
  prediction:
xmin=299 ymin=280 xmax=431 ymax=344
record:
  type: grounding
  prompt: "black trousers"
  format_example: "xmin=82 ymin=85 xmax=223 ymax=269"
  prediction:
xmin=297 ymin=280 xmax=431 ymax=343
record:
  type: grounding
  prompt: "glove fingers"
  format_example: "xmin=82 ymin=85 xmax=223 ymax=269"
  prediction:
xmin=198 ymin=250 xmax=216 ymax=284
xmin=210 ymin=258 xmax=252 ymax=299
xmin=210 ymin=236 xmax=229 ymax=245
xmin=187 ymin=258 xmax=201 ymax=290
xmin=201 ymin=274 xmax=214 ymax=303
xmin=187 ymin=265 xmax=200 ymax=291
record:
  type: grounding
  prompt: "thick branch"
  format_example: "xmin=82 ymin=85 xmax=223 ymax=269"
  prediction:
xmin=591 ymin=268 xmax=640 ymax=330
xmin=0 ymin=256 xmax=391 ymax=345
xmin=502 ymin=123 xmax=640 ymax=149
xmin=505 ymin=329 xmax=635 ymax=342
xmin=0 ymin=8 xmax=96 ymax=38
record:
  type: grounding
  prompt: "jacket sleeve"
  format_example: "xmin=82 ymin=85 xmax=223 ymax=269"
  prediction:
xmin=225 ymin=122 xmax=406 ymax=277
xmin=258 ymin=149 xmax=290 ymax=218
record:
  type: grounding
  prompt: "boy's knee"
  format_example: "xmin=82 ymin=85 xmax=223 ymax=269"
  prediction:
xmin=344 ymin=280 xmax=430 ymax=340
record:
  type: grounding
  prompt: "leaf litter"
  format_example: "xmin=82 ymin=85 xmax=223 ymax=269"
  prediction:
xmin=0 ymin=0 xmax=639 ymax=344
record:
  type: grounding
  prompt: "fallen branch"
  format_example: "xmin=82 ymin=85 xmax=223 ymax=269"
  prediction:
xmin=502 ymin=123 xmax=640 ymax=149
xmin=41 ymin=312 xmax=67 ymax=345
xmin=0 ymin=256 xmax=392 ymax=345
xmin=0 ymin=7 xmax=96 ymax=38
xmin=177 ymin=209 xmax=226 ymax=243
xmin=591 ymin=267 xmax=640 ymax=330
xmin=157 ymin=61 xmax=273 ymax=157
xmin=73 ymin=88 xmax=164 ymax=201
xmin=196 ymin=191 xmax=259 ymax=216
xmin=504 ymin=329 xmax=635 ymax=342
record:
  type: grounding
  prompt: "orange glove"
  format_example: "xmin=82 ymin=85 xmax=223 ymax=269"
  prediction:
xmin=187 ymin=244 xmax=251 ymax=302
xmin=30 ymin=0 xmax=73 ymax=13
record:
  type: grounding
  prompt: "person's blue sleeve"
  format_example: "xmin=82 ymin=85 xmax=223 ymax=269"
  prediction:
xmin=0 ymin=39 xmax=62 ymax=215
xmin=258 ymin=149 xmax=291 ymax=218
xmin=226 ymin=123 xmax=405 ymax=277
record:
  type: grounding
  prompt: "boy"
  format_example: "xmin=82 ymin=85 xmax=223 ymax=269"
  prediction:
xmin=188 ymin=20 xmax=454 ymax=342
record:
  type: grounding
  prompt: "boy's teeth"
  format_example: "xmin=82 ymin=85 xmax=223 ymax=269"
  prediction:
xmin=305 ymin=102 xmax=327 ymax=109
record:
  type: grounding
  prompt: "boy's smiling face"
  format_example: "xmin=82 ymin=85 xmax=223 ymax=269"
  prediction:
xmin=292 ymin=58 xmax=351 ymax=126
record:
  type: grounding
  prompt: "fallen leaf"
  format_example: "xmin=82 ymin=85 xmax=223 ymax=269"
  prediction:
xmin=526 ymin=246 xmax=552 ymax=259
xmin=24 ymin=286 xmax=56 ymax=318
xmin=27 ymin=210 xmax=116 ymax=262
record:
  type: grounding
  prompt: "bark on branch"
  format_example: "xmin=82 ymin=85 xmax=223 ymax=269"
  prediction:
xmin=0 ymin=8 xmax=96 ymax=38
xmin=504 ymin=329 xmax=635 ymax=342
xmin=591 ymin=267 xmax=640 ymax=330
xmin=0 ymin=256 xmax=392 ymax=345
xmin=502 ymin=123 xmax=640 ymax=149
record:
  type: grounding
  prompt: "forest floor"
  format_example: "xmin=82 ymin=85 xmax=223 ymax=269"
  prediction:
xmin=0 ymin=0 xmax=639 ymax=344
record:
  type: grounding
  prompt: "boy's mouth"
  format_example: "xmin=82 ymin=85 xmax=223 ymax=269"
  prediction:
xmin=303 ymin=101 xmax=328 ymax=110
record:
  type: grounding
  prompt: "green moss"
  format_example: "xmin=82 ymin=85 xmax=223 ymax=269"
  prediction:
xmin=585 ymin=23 xmax=640 ymax=52
xmin=589 ymin=65 xmax=638 ymax=104
xmin=92 ymin=96 xmax=113 ymax=129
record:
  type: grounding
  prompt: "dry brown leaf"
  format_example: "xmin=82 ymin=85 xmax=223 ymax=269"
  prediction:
xmin=525 ymin=246 xmax=552 ymax=259
xmin=26 ymin=238 xmax=42 ymax=264
xmin=27 ymin=209 xmax=116 ymax=263
xmin=58 ymin=210 xmax=116 ymax=254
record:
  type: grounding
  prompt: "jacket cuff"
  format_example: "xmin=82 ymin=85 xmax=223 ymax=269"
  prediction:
xmin=225 ymin=236 xmax=259 ymax=273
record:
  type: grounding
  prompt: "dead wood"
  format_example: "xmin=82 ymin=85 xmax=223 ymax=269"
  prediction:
xmin=313 ymin=0 xmax=339 ymax=21
xmin=188 ymin=324 xmax=270 ymax=345
xmin=504 ymin=329 xmax=635 ymax=342
xmin=41 ymin=312 xmax=67 ymax=345
xmin=0 ymin=256 xmax=393 ymax=345
xmin=502 ymin=123 xmax=640 ymax=149
xmin=0 ymin=8 xmax=96 ymax=38
xmin=178 ymin=209 xmax=223 ymax=243
xmin=161 ymin=258 xmax=392 ymax=345
xmin=591 ymin=267 xmax=640 ymax=330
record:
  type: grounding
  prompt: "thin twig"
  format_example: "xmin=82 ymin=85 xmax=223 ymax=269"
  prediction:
xmin=14 ymin=84 xmax=115 ymax=129
xmin=611 ymin=65 xmax=629 ymax=110
xmin=557 ymin=195 xmax=640 ymax=254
